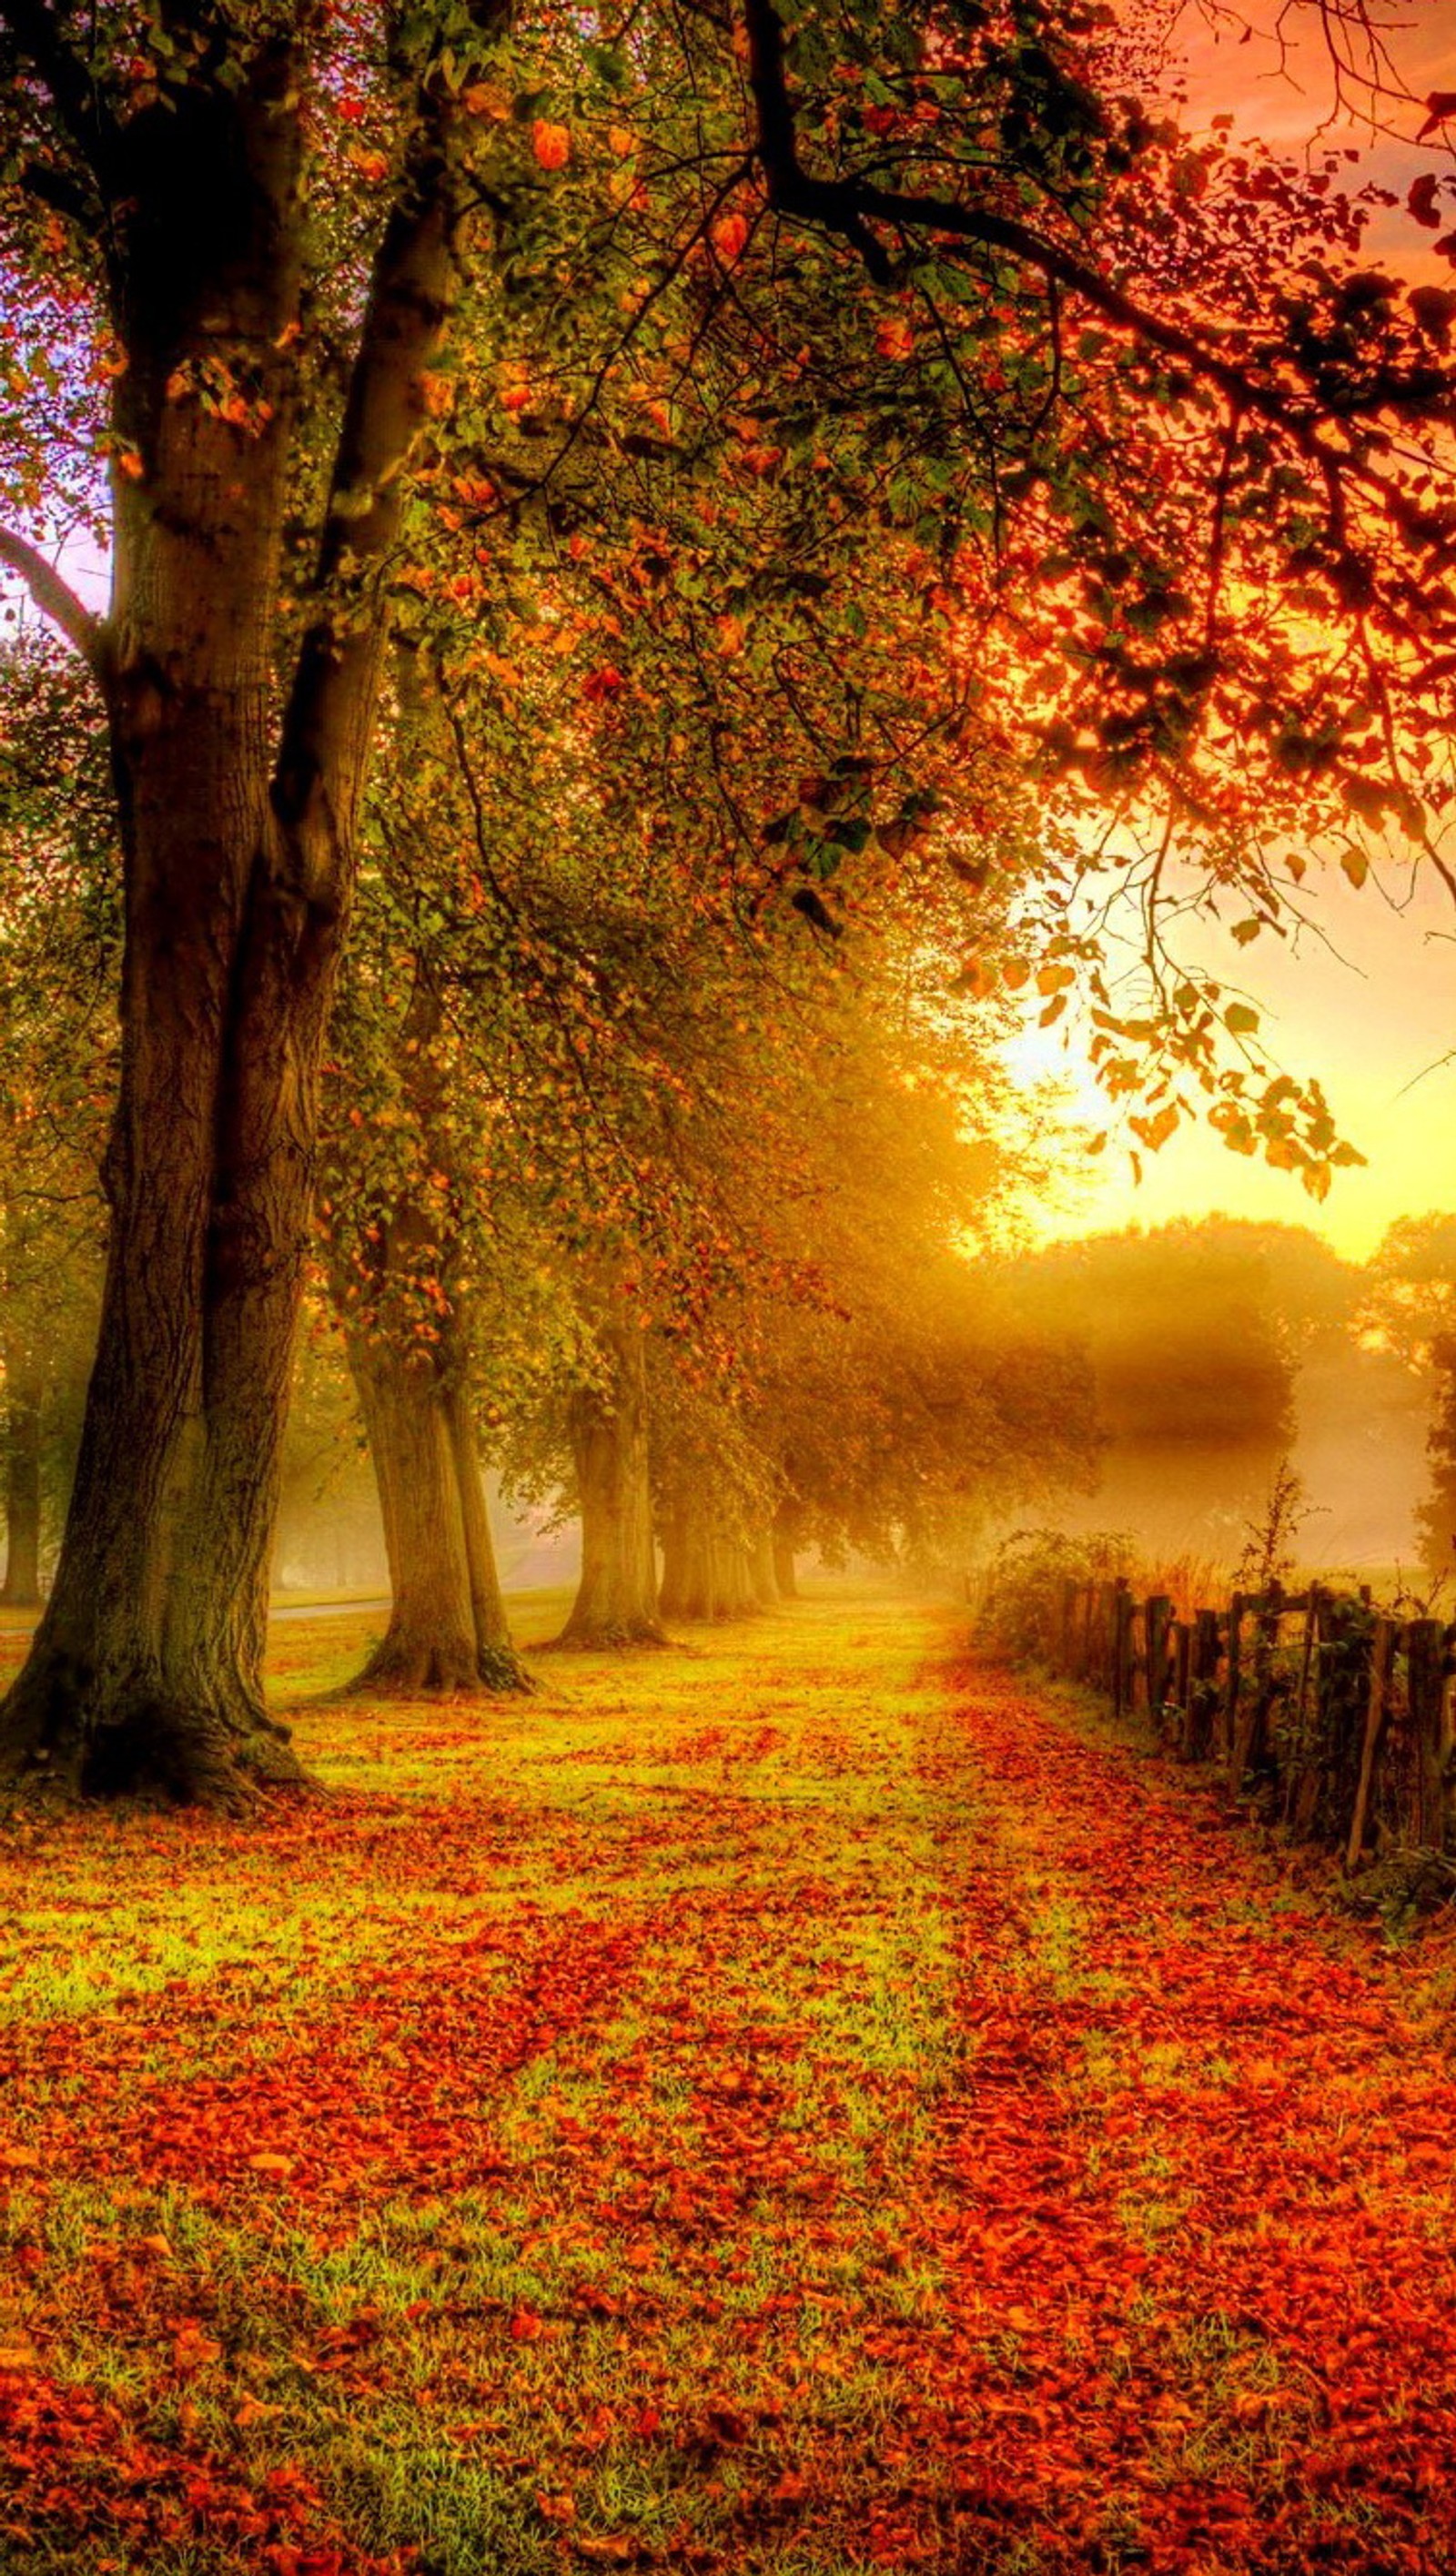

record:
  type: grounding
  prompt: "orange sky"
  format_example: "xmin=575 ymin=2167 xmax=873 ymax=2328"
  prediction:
xmin=1011 ymin=853 xmax=1456 ymax=1259
xmin=1013 ymin=0 xmax=1456 ymax=1268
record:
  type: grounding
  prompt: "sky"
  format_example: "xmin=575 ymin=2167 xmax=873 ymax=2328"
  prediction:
xmin=1010 ymin=854 xmax=1456 ymax=1259
xmin=1011 ymin=0 xmax=1456 ymax=1268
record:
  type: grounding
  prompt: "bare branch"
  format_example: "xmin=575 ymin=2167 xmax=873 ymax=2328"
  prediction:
xmin=0 ymin=524 xmax=104 ymax=672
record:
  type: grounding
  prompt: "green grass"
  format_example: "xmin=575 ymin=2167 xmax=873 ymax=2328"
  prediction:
xmin=0 ymin=1595 xmax=983 ymax=2575
xmin=5 ymin=1594 xmax=1456 ymax=2574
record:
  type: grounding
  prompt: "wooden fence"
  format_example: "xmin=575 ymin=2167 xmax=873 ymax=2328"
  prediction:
xmin=1041 ymin=1577 xmax=1456 ymax=1868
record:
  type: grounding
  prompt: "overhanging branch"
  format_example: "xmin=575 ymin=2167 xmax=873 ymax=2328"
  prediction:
xmin=740 ymin=0 xmax=1451 ymax=466
xmin=0 ymin=525 xmax=105 ymax=672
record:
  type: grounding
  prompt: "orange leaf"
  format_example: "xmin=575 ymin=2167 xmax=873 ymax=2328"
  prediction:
xmin=532 ymin=120 xmax=571 ymax=171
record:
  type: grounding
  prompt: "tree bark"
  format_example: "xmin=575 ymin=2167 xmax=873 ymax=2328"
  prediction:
xmin=0 ymin=22 xmax=485 ymax=1807
xmin=554 ymin=1321 xmax=664 ymax=1647
xmin=349 ymin=1338 xmax=530 ymax=1697
xmin=445 ymin=1381 xmax=531 ymax=1691
xmin=773 ymin=1503 xmax=803 ymax=1601
xmin=0 ymin=54 xmax=307 ymax=1806
xmin=352 ymin=1341 xmax=481 ymax=1693
xmin=0 ymin=1368 xmax=42 ymax=1609
xmin=659 ymin=1494 xmax=763 ymax=1621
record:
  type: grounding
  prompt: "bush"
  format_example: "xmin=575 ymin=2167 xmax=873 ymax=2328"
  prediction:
xmin=976 ymin=1528 xmax=1137 ymax=1660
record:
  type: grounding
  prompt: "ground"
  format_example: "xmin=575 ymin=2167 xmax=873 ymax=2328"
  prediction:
xmin=4 ymin=1591 xmax=1456 ymax=2575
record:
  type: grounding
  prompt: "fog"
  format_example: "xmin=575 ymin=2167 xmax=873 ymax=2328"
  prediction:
xmin=987 ymin=1217 xmax=1451 ymax=1583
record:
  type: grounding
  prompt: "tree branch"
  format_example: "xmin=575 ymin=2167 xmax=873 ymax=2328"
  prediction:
xmin=17 ymin=153 xmax=98 ymax=228
xmin=741 ymin=0 xmax=1451 ymax=458
xmin=0 ymin=526 xmax=104 ymax=672
xmin=271 ymin=9 xmax=508 ymax=893
xmin=0 ymin=0 xmax=122 ymax=185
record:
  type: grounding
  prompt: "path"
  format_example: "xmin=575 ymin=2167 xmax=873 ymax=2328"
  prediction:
xmin=917 ymin=1640 xmax=1456 ymax=2572
xmin=3 ymin=1597 xmax=1456 ymax=2574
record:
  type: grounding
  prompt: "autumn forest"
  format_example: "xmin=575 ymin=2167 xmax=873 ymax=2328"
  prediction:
xmin=3 ymin=0 xmax=1456 ymax=2569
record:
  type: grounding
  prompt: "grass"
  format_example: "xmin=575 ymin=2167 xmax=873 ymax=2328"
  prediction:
xmin=4 ymin=1594 xmax=1456 ymax=2571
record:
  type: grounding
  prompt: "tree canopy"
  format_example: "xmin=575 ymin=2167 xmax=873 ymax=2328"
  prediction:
xmin=0 ymin=0 xmax=1451 ymax=1800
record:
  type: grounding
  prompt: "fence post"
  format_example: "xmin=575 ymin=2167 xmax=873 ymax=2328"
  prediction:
xmin=1344 ymin=1617 xmax=1396 ymax=1870
xmin=1091 ymin=1581 xmax=1114 ymax=1691
xmin=1231 ymin=1582 xmax=1283 ymax=1791
xmin=1284 ymin=1587 xmax=1322 ymax=1826
xmin=1112 ymin=1579 xmax=1134 ymax=1715
xmin=1057 ymin=1580 xmax=1077 ymax=1674
xmin=1185 ymin=1610 xmax=1221 ymax=1759
xmin=1144 ymin=1594 xmax=1173 ymax=1729
xmin=1220 ymin=1593 xmax=1245 ymax=1766
xmin=1409 ymin=1619 xmax=1448 ymax=1851
xmin=1171 ymin=1618 xmax=1192 ymax=1735
xmin=1308 ymin=1593 xmax=1376 ymax=1848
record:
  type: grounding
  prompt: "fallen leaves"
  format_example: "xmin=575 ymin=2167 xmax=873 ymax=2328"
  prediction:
xmin=5 ymin=1601 xmax=1456 ymax=2571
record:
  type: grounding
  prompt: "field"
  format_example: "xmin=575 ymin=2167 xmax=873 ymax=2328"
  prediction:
xmin=4 ymin=1594 xmax=1456 ymax=2574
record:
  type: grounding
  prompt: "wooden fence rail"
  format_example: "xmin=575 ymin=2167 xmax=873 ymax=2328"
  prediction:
xmin=1038 ymin=1576 xmax=1456 ymax=1868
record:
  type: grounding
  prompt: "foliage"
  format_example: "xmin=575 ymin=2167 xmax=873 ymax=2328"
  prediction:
xmin=1233 ymin=1455 xmax=1312 ymax=1594
xmin=1361 ymin=1216 xmax=1456 ymax=1572
xmin=989 ymin=1218 xmax=1320 ymax=1458
xmin=976 ymin=1523 xmax=1136 ymax=1658
xmin=5 ymin=1593 xmax=1456 ymax=2569
xmin=4 ymin=0 xmax=1454 ymax=1177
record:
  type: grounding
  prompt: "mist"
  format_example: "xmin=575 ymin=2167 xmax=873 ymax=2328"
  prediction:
xmin=987 ymin=1216 xmax=1449 ymax=1582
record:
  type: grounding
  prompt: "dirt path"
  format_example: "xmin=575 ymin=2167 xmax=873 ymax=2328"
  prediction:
xmin=920 ymin=1644 xmax=1456 ymax=2573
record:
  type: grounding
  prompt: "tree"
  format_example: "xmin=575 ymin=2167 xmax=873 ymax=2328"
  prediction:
xmin=2 ymin=0 xmax=1451 ymax=1803
xmin=0 ymin=635 xmax=113 ymax=1604
xmin=701 ymin=969 xmax=1101 ymax=1589
xmin=0 ymin=2 xmax=511 ymax=1802
xmin=322 ymin=948 xmax=537 ymax=1694
xmin=1362 ymin=1215 xmax=1456 ymax=1572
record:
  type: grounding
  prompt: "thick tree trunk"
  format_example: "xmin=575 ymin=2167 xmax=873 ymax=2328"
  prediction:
xmin=750 ymin=1531 xmax=780 ymax=1608
xmin=445 ymin=1383 xmax=531 ymax=1692
xmin=349 ymin=1339 xmax=531 ymax=1696
xmin=773 ymin=1503 xmax=803 ymax=1601
xmin=554 ymin=1322 xmax=664 ymax=1647
xmin=0 ymin=30 xmax=471 ymax=1808
xmin=0 ymin=450 xmax=306 ymax=1803
xmin=353 ymin=1343 xmax=481 ymax=1693
xmin=0 ymin=1369 xmax=42 ymax=1609
xmin=659 ymin=1495 xmax=763 ymax=1621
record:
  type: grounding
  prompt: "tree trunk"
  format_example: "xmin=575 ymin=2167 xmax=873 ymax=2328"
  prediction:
xmin=750 ymin=1532 xmax=780 ymax=1609
xmin=445 ymin=1382 xmax=531 ymax=1692
xmin=349 ymin=1339 xmax=531 ymax=1697
xmin=0 ymin=397 xmax=307 ymax=1807
xmin=352 ymin=1342 xmax=481 ymax=1693
xmin=0 ymin=29 xmax=473 ymax=1808
xmin=773 ymin=1538 xmax=800 ymax=1599
xmin=554 ymin=1322 xmax=664 ymax=1647
xmin=659 ymin=1495 xmax=763 ymax=1621
xmin=658 ymin=1505 xmax=692 ymax=1621
xmin=0 ymin=1368 xmax=42 ymax=1609
xmin=773 ymin=1503 xmax=803 ymax=1601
